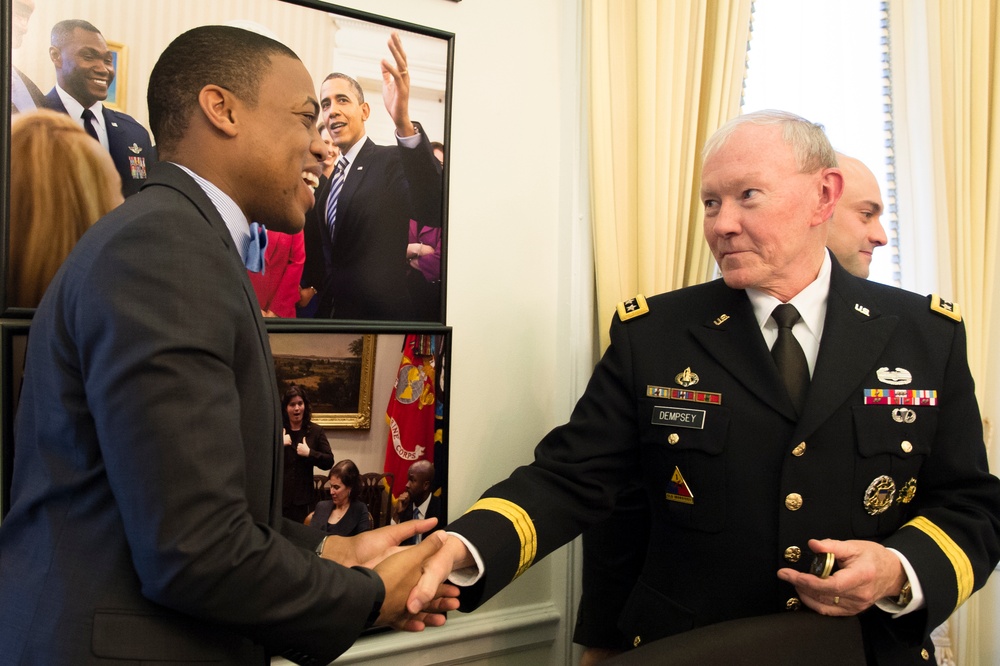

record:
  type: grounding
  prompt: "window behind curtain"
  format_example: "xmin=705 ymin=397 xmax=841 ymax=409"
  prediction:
xmin=741 ymin=0 xmax=899 ymax=286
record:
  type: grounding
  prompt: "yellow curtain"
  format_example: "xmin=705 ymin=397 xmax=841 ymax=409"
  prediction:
xmin=919 ymin=1 xmax=1000 ymax=663
xmin=586 ymin=0 xmax=752 ymax=351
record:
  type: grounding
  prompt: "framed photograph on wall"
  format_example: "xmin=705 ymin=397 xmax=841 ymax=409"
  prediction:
xmin=271 ymin=332 xmax=377 ymax=429
xmin=269 ymin=324 xmax=452 ymax=541
xmin=4 ymin=0 xmax=453 ymax=324
xmin=103 ymin=40 xmax=126 ymax=111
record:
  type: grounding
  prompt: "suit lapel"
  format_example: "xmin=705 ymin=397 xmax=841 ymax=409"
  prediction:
xmin=794 ymin=261 xmax=898 ymax=439
xmin=154 ymin=164 xmax=285 ymax=519
xmin=689 ymin=284 xmax=797 ymax=419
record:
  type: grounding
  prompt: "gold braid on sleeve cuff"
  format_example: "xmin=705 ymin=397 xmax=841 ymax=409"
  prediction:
xmin=905 ymin=516 xmax=974 ymax=610
xmin=464 ymin=498 xmax=537 ymax=579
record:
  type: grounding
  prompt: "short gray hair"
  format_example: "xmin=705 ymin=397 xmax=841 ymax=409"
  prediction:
xmin=702 ymin=109 xmax=838 ymax=173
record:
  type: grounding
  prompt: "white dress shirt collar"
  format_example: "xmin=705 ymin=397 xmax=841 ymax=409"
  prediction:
xmin=171 ymin=163 xmax=252 ymax=261
xmin=746 ymin=251 xmax=832 ymax=377
xmin=55 ymin=84 xmax=108 ymax=149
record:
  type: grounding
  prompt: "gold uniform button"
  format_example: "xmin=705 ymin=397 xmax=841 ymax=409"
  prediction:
xmin=784 ymin=546 xmax=801 ymax=562
xmin=785 ymin=493 xmax=803 ymax=511
xmin=785 ymin=597 xmax=801 ymax=611
xmin=901 ymin=440 xmax=913 ymax=453
xmin=668 ymin=433 xmax=680 ymax=445
xmin=792 ymin=442 xmax=806 ymax=456
xmin=921 ymin=648 xmax=929 ymax=660
xmin=633 ymin=635 xmax=642 ymax=648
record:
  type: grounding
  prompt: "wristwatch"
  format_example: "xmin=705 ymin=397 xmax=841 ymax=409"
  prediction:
xmin=896 ymin=581 xmax=912 ymax=606
xmin=314 ymin=536 xmax=328 ymax=557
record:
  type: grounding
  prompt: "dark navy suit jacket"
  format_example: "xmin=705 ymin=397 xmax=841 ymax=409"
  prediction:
xmin=0 ymin=164 xmax=384 ymax=665
xmin=304 ymin=127 xmax=442 ymax=321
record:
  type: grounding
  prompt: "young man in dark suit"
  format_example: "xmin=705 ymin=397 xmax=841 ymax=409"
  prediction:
xmin=44 ymin=19 xmax=155 ymax=197
xmin=305 ymin=32 xmax=443 ymax=321
xmin=411 ymin=111 xmax=1000 ymax=665
xmin=0 ymin=25 xmax=456 ymax=666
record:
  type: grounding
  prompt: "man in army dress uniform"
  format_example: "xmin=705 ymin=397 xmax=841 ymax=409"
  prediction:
xmin=412 ymin=111 xmax=1000 ymax=664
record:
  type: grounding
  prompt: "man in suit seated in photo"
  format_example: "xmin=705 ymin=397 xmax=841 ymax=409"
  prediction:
xmin=44 ymin=19 xmax=155 ymax=196
xmin=0 ymin=25 xmax=457 ymax=665
xmin=573 ymin=150 xmax=891 ymax=664
xmin=305 ymin=32 xmax=443 ymax=321
xmin=10 ymin=0 xmax=46 ymax=115
xmin=410 ymin=110 xmax=1000 ymax=665
xmin=393 ymin=460 xmax=443 ymax=545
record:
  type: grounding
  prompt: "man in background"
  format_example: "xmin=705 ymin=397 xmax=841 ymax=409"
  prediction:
xmin=826 ymin=153 xmax=888 ymax=279
xmin=306 ymin=32 xmax=443 ymax=321
xmin=393 ymin=460 xmax=443 ymax=545
xmin=44 ymin=19 xmax=155 ymax=196
xmin=412 ymin=112 xmax=1000 ymax=664
xmin=576 ymin=151 xmax=890 ymax=664
xmin=0 ymin=25 xmax=455 ymax=665
xmin=10 ymin=0 xmax=46 ymax=115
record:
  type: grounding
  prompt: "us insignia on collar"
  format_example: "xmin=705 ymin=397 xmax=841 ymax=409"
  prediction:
xmin=930 ymin=294 xmax=961 ymax=322
xmin=617 ymin=294 xmax=649 ymax=321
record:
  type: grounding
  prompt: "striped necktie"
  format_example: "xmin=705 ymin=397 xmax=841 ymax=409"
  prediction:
xmin=325 ymin=156 xmax=349 ymax=245
xmin=413 ymin=506 xmax=422 ymax=544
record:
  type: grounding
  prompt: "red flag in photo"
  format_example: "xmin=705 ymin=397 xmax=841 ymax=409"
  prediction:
xmin=383 ymin=335 xmax=436 ymax=498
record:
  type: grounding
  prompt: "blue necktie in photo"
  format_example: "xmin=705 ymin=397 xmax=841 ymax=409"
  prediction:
xmin=245 ymin=222 xmax=268 ymax=274
xmin=413 ymin=506 xmax=423 ymax=544
xmin=325 ymin=156 xmax=349 ymax=245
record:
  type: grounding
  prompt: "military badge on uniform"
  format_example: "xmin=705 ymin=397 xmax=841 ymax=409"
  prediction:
xmin=877 ymin=367 xmax=913 ymax=385
xmin=891 ymin=408 xmax=917 ymax=424
xmin=897 ymin=478 xmax=917 ymax=504
xmin=665 ymin=467 xmax=694 ymax=504
xmin=929 ymin=294 xmax=962 ymax=322
xmin=854 ymin=303 xmax=870 ymax=317
xmin=713 ymin=314 xmax=730 ymax=326
xmin=863 ymin=388 xmax=937 ymax=406
xmin=646 ymin=385 xmax=722 ymax=405
xmin=651 ymin=405 xmax=705 ymax=429
xmin=617 ymin=294 xmax=649 ymax=321
xmin=864 ymin=475 xmax=896 ymax=515
xmin=675 ymin=367 xmax=699 ymax=387
xmin=128 ymin=143 xmax=143 ymax=154
xmin=128 ymin=156 xmax=147 ymax=180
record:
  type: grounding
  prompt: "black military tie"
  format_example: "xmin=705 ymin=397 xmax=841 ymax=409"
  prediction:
xmin=771 ymin=303 xmax=809 ymax=415
xmin=81 ymin=109 xmax=100 ymax=143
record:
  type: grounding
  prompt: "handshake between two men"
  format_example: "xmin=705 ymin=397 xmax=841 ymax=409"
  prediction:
xmin=319 ymin=518 xmax=461 ymax=630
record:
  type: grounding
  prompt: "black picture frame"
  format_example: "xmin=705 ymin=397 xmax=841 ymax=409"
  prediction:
xmin=269 ymin=321 xmax=451 ymax=532
xmin=4 ymin=0 xmax=453 ymax=325
xmin=0 ymin=320 xmax=29 ymax=521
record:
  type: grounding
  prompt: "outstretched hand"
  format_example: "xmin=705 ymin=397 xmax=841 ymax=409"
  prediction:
xmin=381 ymin=31 xmax=415 ymax=136
xmin=776 ymin=538 xmax=907 ymax=616
xmin=372 ymin=531 xmax=461 ymax=630
xmin=319 ymin=517 xmax=440 ymax=568
xmin=406 ymin=532 xmax=474 ymax=614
